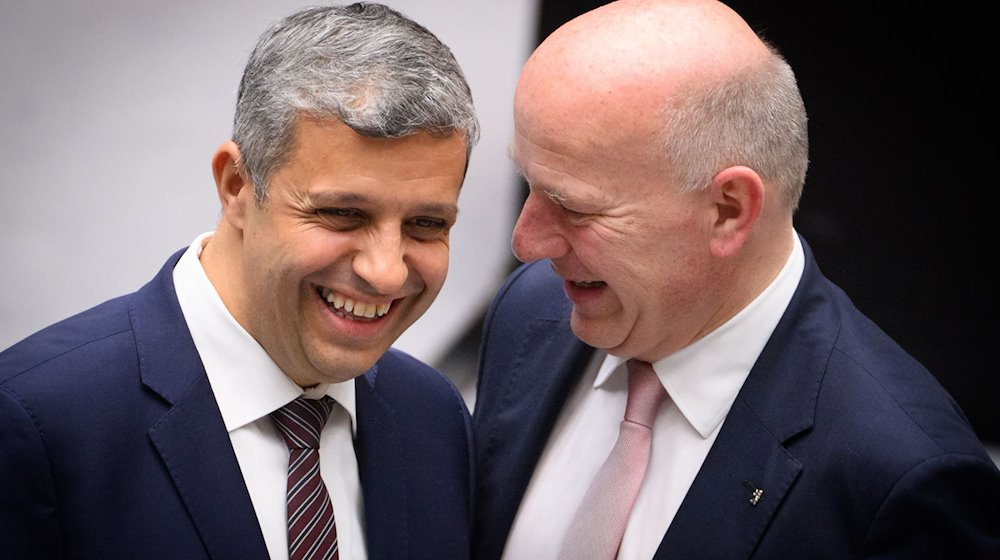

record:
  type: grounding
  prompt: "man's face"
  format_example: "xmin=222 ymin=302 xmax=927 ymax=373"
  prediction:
xmin=232 ymin=119 xmax=467 ymax=386
xmin=510 ymin=106 xmax=718 ymax=362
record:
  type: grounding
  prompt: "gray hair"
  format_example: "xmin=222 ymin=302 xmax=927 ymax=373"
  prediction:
xmin=658 ymin=42 xmax=809 ymax=211
xmin=233 ymin=2 xmax=480 ymax=201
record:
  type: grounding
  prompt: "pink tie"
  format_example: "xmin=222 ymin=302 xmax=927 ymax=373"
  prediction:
xmin=271 ymin=396 xmax=339 ymax=560
xmin=559 ymin=359 xmax=668 ymax=560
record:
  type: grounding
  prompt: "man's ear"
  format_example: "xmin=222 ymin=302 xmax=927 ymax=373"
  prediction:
xmin=707 ymin=165 xmax=764 ymax=258
xmin=211 ymin=140 xmax=253 ymax=230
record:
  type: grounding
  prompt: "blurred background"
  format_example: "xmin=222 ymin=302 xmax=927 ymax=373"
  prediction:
xmin=2 ymin=1 xmax=995 ymax=460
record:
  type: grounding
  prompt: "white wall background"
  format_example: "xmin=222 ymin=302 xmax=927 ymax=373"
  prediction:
xmin=0 ymin=1 xmax=532 ymax=378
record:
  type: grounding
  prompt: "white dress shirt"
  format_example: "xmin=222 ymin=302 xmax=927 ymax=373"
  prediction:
xmin=173 ymin=232 xmax=367 ymax=560
xmin=502 ymin=233 xmax=804 ymax=560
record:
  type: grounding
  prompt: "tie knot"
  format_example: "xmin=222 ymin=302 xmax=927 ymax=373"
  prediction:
xmin=271 ymin=396 xmax=335 ymax=450
xmin=625 ymin=359 xmax=667 ymax=427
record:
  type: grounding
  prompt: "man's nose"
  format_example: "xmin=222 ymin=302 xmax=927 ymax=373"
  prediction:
xmin=353 ymin=226 xmax=408 ymax=294
xmin=511 ymin=191 xmax=569 ymax=263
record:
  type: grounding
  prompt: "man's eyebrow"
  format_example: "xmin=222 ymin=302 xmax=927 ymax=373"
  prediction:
xmin=506 ymin=142 xmax=587 ymax=207
xmin=307 ymin=191 xmax=371 ymax=205
xmin=308 ymin=191 xmax=458 ymax=217
xmin=542 ymin=188 xmax=571 ymax=204
xmin=413 ymin=201 xmax=459 ymax=218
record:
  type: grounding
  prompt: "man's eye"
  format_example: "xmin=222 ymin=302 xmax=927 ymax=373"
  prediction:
xmin=406 ymin=217 xmax=450 ymax=240
xmin=317 ymin=208 xmax=365 ymax=229
xmin=319 ymin=208 xmax=357 ymax=218
xmin=561 ymin=204 xmax=593 ymax=219
xmin=413 ymin=217 xmax=446 ymax=229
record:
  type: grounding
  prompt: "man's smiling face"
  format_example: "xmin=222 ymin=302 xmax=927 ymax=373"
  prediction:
xmin=230 ymin=118 xmax=468 ymax=386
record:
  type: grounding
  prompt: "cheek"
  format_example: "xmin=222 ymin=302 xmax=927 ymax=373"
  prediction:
xmin=293 ymin=230 xmax=355 ymax=271
xmin=409 ymin=243 xmax=450 ymax=293
xmin=568 ymin=226 xmax=620 ymax=266
xmin=576 ymin=229 xmax=645 ymax=282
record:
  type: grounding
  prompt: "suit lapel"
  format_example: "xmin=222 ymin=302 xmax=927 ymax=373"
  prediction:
xmin=134 ymin=252 xmax=269 ymax=559
xmin=656 ymin=237 xmax=839 ymax=558
xmin=656 ymin=398 xmax=802 ymax=559
xmin=491 ymin=314 xmax=593 ymax=461
xmin=148 ymin=376 xmax=270 ymax=559
xmin=476 ymin=312 xmax=594 ymax=557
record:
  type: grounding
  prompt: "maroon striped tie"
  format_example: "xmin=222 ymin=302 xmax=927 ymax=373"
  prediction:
xmin=271 ymin=396 xmax=339 ymax=560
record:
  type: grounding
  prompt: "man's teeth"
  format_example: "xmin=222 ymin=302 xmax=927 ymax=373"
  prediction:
xmin=321 ymin=288 xmax=391 ymax=318
xmin=574 ymin=280 xmax=605 ymax=288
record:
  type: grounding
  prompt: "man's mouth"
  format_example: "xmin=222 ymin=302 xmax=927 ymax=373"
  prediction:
xmin=318 ymin=287 xmax=392 ymax=319
xmin=551 ymin=263 xmax=606 ymax=290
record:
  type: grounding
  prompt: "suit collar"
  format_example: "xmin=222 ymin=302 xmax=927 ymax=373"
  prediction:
xmin=133 ymin=249 xmax=210 ymax=405
xmin=133 ymin=250 xmax=269 ymax=558
xmin=734 ymin=234 xmax=840 ymax=443
xmin=656 ymin=235 xmax=841 ymax=557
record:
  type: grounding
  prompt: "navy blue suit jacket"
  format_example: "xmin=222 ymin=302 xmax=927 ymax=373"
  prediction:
xmin=0 ymin=250 xmax=474 ymax=559
xmin=473 ymin=238 xmax=1000 ymax=558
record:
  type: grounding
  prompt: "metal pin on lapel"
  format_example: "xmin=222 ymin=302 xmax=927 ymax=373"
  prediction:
xmin=750 ymin=488 xmax=764 ymax=506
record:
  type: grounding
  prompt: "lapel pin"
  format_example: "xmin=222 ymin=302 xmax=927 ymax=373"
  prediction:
xmin=750 ymin=488 xmax=764 ymax=506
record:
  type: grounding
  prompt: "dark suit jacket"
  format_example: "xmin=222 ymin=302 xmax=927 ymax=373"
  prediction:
xmin=473 ymin=237 xmax=1000 ymax=559
xmin=0 ymin=250 xmax=474 ymax=559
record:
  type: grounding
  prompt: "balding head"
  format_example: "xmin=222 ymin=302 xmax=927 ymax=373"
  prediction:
xmin=527 ymin=0 xmax=768 ymax=88
xmin=515 ymin=0 xmax=807 ymax=210
xmin=519 ymin=0 xmax=765 ymax=129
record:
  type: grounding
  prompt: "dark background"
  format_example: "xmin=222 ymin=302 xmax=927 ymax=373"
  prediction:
xmin=522 ymin=1 xmax=996 ymax=445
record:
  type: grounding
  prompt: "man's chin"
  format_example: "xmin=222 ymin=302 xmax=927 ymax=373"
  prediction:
xmin=569 ymin=315 xmax=626 ymax=352
xmin=305 ymin=347 xmax=386 ymax=384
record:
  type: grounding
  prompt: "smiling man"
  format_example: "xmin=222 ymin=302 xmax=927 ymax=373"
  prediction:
xmin=472 ymin=0 xmax=1000 ymax=558
xmin=0 ymin=3 xmax=478 ymax=559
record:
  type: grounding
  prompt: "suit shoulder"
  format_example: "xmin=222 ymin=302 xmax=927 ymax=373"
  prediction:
xmin=812 ymin=284 xmax=989 ymax=455
xmin=368 ymin=348 xmax=467 ymax=405
xmin=826 ymin=340 xmax=987 ymax=461
xmin=0 ymin=294 xmax=135 ymax=385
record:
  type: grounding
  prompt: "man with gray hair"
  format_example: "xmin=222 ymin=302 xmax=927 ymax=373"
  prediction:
xmin=0 ymin=3 xmax=478 ymax=559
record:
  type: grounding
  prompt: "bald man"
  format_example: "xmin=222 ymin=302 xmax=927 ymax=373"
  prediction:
xmin=472 ymin=0 xmax=1000 ymax=558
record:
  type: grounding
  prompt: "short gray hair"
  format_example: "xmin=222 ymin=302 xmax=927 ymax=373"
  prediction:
xmin=658 ymin=42 xmax=809 ymax=211
xmin=233 ymin=2 xmax=480 ymax=201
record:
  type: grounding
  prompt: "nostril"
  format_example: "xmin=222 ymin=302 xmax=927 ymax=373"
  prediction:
xmin=353 ymin=249 xmax=409 ymax=294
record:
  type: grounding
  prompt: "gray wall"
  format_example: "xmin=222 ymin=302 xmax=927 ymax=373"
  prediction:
xmin=0 ymin=1 xmax=532 ymax=382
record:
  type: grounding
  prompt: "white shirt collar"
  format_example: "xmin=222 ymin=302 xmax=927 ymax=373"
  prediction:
xmin=596 ymin=232 xmax=804 ymax=438
xmin=172 ymin=232 xmax=358 ymax=434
